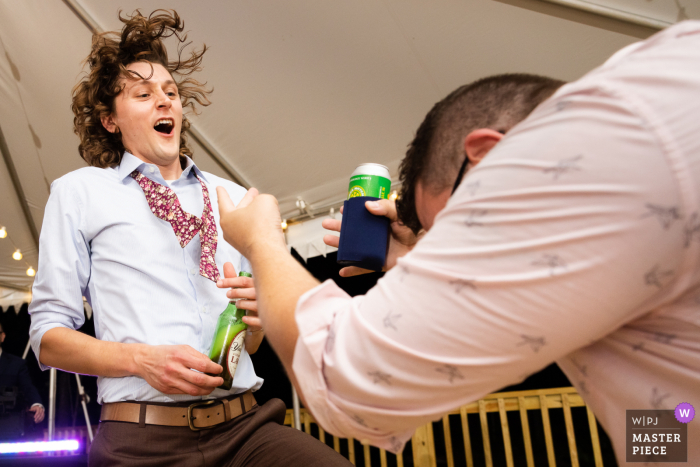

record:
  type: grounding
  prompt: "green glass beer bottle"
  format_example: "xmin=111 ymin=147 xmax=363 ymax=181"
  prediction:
xmin=209 ymin=271 xmax=252 ymax=390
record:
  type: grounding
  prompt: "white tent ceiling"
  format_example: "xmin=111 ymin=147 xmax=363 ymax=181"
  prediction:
xmin=1 ymin=0 xmax=697 ymax=291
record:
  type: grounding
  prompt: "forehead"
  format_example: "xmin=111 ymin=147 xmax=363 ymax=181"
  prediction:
xmin=123 ymin=62 xmax=174 ymax=87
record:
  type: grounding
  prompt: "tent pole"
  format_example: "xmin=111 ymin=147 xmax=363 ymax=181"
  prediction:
xmin=186 ymin=125 xmax=250 ymax=188
xmin=0 ymin=281 xmax=30 ymax=292
xmin=62 ymin=0 xmax=101 ymax=33
xmin=75 ymin=374 xmax=94 ymax=442
xmin=292 ymin=387 xmax=302 ymax=430
xmin=22 ymin=339 xmax=31 ymax=360
xmin=48 ymin=368 xmax=57 ymax=441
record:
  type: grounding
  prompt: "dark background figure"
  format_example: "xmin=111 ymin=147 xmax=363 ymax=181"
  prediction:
xmin=0 ymin=320 xmax=44 ymax=439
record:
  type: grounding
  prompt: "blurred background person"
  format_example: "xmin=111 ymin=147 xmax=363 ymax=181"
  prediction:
xmin=0 ymin=321 xmax=45 ymax=439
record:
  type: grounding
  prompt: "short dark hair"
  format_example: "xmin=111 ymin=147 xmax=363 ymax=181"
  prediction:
xmin=71 ymin=10 xmax=211 ymax=168
xmin=396 ymin=73 xmax=565 ymax=234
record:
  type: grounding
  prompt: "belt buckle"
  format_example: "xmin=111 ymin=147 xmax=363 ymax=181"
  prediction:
xmin=187 ymin=399 xmax=217 ymax=431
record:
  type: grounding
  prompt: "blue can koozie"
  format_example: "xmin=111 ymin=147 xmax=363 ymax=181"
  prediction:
xmin=336 ymin=196 xmax=390 ymax=272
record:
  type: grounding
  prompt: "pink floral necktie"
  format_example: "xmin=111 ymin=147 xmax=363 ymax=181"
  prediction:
xmin=130 ymin=170 xmax=220 ymax=282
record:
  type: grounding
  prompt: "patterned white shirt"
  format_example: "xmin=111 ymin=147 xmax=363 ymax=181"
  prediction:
xmin=292 ymin=21 xmax=700 ymax=464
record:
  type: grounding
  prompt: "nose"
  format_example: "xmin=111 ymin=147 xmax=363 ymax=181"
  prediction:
xmin=155 ymin=89 xmax=172 ymax=109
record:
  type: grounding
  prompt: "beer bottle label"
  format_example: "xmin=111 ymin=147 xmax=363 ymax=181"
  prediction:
xmin=226 ymin=331 xmax=246 ymax=379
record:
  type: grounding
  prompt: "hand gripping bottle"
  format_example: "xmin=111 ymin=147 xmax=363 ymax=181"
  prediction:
xmin=208 ymin=268 xmax=252 ymax=390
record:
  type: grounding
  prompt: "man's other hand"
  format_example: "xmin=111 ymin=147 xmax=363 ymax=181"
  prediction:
xmin=135 ymin=345 xmax=224 ymax=396
xmin=217 ymin=262 xmax=264 ymax=354
xmin=216 ymin=187 xmax=286 ymax=258
xmin=29 ymin=404 xmax=45 ymax=423
xmin=322 ymin=199 xmax=422 ymax=277
xmin=217 ymin=262 xmax=259 ymax=318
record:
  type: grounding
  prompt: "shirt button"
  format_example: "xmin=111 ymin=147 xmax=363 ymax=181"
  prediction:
xmin=201 ymin=306 xmax=207 ymax=314
xmin=190 ymin=268 xmax=198 ymax=275
xmin=149 ymin=167 xmax=156 ymax=174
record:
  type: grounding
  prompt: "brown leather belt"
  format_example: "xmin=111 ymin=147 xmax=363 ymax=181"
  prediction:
xmin=100 ymin=391 xmax=256 ymax=431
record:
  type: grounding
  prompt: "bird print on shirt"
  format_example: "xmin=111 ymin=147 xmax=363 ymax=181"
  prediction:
xmin=683 ymin=212 xmax=700 ymax=248
xmin=517 ymin=335 xmax=547 ymax=353
xmin=641 ymin=203 xmax=682 ymax=230
xmin=650 ymin=387 xmax=671 ymax=410
xmin=449 ymin=279 xmax=476 ymax=294
xmin=368 ymin=371 xmax=392 ymax=385
xmin=644 ymin=265 xmax=674 ymax=289
xmin=653 ymin=332 xmax=677 ymax=345
xmin=543 ymin=155 xmax=582 ymax=179
xmin=465 ymin=180 xmax=481 ymax=197
xmin=389 ymin=436 xmax=403 ymax=453
xmin=464 ymin=210 xmax=488 ymax=227
xmin=531 ymin=254 xmax=567 ymax=276
xmin=351 ymin=414 xmax=368 ymax=427
xmin=436 ymin=365 xmax=464 ymax=383
xmin=556 ymin=100 xmax=572 ymax=112
xmin=383 ymin=310 xmax=402 ymax=331
xmin=398 ymin=265 xmax=409 ymax=283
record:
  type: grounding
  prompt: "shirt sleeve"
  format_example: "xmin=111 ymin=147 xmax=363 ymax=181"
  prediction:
xmin=292 ymin=85 xmax=687 ymax=452
xmin=29 ymin=176 xmax=90 ymax=371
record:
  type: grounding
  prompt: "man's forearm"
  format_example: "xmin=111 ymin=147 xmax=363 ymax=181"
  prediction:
xmin=248 ymin=242 xmax=319 ymax=381
xmin=40 ymin=327 xmax=142 ymax=377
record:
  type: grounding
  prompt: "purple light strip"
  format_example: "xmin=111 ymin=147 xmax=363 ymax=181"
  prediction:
xmin=0 ymin=440 xmax=80 ymax=454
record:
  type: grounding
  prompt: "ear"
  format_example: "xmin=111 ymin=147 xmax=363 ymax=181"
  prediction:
xmin=464 ymin=129 xmax=504 ymax=166
xmin=101 ymin=114 xmax=118 ymax=134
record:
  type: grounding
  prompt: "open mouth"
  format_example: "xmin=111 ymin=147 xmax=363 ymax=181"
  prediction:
xmin=154 ymin=118 xmax=174 ymax=135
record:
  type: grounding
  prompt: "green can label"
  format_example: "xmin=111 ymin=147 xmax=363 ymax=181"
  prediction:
xmin=348 ymin=175 xmax=391 ymax=199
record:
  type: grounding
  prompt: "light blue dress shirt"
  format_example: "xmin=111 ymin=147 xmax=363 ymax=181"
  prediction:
xmin=29 ymin=152 xmax=263 ymax=403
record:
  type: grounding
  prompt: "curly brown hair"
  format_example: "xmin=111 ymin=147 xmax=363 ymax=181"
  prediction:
xmin=71 ymin=9 xmax=212 ymax=168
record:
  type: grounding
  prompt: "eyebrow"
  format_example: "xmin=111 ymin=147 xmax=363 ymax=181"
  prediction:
xmin=128 ymin=80 xmax=178 ymax=96
xmin=131 ymin=79 xmax=177 ymax=87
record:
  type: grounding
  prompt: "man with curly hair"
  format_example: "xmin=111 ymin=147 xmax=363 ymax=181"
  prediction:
xmin=28 ymin=10 xmax=350 ymax=466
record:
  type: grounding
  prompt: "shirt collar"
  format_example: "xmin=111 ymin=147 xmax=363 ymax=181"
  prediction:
xmin=181 ymin=156 xmax=210 ymax=184
xmin=118 ymin=152 xmax=209 ymax=184
xmin=117 ymin=152 xmax=147 ymax=181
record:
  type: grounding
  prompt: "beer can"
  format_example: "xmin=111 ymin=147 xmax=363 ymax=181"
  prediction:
xmin=348 ymin=163 xmax=391 ymax=199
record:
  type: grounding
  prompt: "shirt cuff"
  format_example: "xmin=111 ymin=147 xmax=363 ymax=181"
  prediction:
xmin=292 ymin=279 xmax=412 ymax=453
xmin=30 ymin=320 xmax=73 ymax=371
xmin=30 ymin=403 xmax=44 ymax=409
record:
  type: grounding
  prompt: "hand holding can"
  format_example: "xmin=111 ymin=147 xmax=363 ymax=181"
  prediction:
xmin=337 ymin=164 xmax=392 ymax=271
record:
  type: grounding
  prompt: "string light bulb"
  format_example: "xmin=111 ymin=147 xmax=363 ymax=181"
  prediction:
xmin=281 ymin=219 xmax=288 ymax=230
xmin=26 ymin=266 xmax=36 ymax=277
xmin=12 ymin=249 xmax=22 ymax=261
xmin=0 ymin=226 xmax=6 ymax=238
xmin=389 ymin=191 xmax=398 ymax=201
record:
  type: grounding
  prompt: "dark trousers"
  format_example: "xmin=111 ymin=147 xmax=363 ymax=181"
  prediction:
xmin=89 ymin=398 xmax=351 ymax=467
